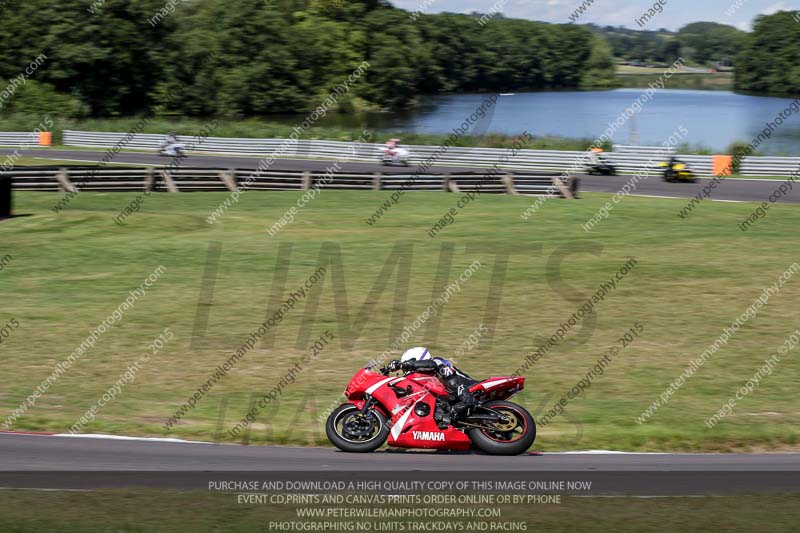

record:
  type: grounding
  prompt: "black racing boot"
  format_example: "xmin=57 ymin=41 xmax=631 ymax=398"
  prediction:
xmin=450 ymin=384 xmax=478 ymax=421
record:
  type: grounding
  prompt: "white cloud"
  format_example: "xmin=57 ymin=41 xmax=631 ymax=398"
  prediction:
xmin=763 ymin=2 xmax=790 ymax=14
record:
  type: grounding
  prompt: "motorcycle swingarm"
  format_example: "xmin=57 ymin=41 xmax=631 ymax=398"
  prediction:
xmin=463 ymin=411 xmax=504 ymax=423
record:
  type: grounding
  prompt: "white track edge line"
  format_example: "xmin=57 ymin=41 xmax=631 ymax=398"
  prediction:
xmin=51 ymin=433 xmax=218 ymax=444
xmin=2 ymin=432 xmax=676 ymax=453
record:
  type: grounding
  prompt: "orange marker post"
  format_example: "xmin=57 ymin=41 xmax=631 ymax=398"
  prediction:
xmin=38 ymin=131 xmax=52 ymax=147
xmin=712 ymin=155 xmax=733 ymax=177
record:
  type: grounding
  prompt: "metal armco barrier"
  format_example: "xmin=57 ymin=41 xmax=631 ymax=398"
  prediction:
xmin=740 ymin=157 xmax=800 ymax=178
xmin=55 ymin=131 xmax=800 ymax=178
xmin=0 ymin=132 xmax=41 ymax=147
xmin=7 ymin=166 xmax=576 ymax=198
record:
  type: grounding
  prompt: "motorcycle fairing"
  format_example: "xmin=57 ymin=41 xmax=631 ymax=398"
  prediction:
xmin=470 ymin=376 xmax=525 ymax=401
xmin=388 ymin=398 xmax=472 ymax=450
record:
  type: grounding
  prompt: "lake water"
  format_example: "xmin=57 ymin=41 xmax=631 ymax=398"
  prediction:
xmin=323 ymin=90 xmax=800 ymax=155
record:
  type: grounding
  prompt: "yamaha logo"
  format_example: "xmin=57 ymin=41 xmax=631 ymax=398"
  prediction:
xmin=412 ymin=431 xmax=445 ymax=441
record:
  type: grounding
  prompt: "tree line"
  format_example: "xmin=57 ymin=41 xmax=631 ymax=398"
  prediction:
xmin=591 ymin=22 xmax=745 ymax=66
xmin=0 ymin=1 xmax=797 ymax=120
xmin=0 ymin=0 xmax=614 ymax=118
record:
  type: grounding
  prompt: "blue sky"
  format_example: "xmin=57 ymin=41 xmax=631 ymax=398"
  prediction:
xmin=390 ymin=0 xmax=800 ymax=31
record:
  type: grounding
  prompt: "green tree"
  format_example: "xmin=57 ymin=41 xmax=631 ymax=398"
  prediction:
xmin=677 ymin=22 xmax=744 ymax=65
xmin=582 ymin=35 xmax=616 ymax=88
xmin=736 ymin=12 xmax=800 ymax=94
xmin=0 ymin=0 xmax=618 ymax=117
xmin=0 ymin=0 xmax=174 ymax=116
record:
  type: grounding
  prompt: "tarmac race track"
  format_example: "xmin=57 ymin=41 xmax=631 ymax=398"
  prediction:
xmin=3 ymin=148 xmax=798 ymax=204
xmin=0 ymin=433 xmax=799 ymax=494
xmin=579 ymin=173 xmax=800 ymax=204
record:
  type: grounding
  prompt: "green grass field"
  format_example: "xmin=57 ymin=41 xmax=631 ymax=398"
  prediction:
xmin=616 ymin=71 xmax=734 ymax=91
xmin=1 ymin=190 xmax=799 ymax=451
xmin=617 ymin=65 xmax=674 ymax=75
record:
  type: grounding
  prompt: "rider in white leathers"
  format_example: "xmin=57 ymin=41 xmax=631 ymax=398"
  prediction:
xmin=387 ymin=347 xmax=478 ymax=419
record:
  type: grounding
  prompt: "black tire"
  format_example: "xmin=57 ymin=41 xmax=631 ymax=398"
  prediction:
xmin=468 ymin=400 xmax=536 ymax=456
xmin=326 ymin=403 xmax=389 ymax=453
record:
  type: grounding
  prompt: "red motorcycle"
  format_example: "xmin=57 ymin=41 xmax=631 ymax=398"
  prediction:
xmin=325 ymin=365 xmax=536 ymax=455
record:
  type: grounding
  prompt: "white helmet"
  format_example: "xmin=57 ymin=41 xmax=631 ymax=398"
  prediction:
xmin=400 ymin=347 xmax=432 ymax=363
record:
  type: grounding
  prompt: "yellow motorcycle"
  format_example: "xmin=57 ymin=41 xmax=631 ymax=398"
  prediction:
xmin=659 ymin=158 xmax=696 ymax=183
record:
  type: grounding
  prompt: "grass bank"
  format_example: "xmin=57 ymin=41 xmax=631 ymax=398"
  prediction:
xmin=0 ymin=191 xmax=798 ymax=451
xmin=617 ymin=72 xmax=734 ymax=91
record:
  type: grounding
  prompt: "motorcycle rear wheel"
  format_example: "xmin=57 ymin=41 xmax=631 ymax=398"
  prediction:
xmin=468 ymin=400 xmax=536 ymax=456
xmin=326 ymin=404 xmax=389 ymax=453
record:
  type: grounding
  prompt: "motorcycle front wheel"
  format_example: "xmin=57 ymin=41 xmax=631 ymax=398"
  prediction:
xmin=468 ymin=400 xmax=536 ymax=456
xmin=326 ymin=403 xmax=390 ymax=453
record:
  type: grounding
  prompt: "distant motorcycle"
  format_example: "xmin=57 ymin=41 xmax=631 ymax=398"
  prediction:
xmin=586 ymin=156 xmax=617 ymax=176
xmin=379 ymin=139 xmax=411 ymax=166
xmin=158 ymin=133 xmax=186 ymax=157
xmin=659 ymin=158 xmax=696 ymax=182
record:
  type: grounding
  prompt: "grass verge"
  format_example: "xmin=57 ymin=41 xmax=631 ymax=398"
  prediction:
xmin=616 ymin=72 xmax=734 ymax=91
xmin=0 ymin=191 xmax=798 ymax=451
